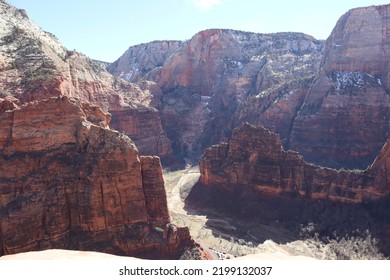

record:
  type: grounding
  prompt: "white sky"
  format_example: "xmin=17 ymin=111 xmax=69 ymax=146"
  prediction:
xmin=6 ymin=0 xmax=390 ymax=62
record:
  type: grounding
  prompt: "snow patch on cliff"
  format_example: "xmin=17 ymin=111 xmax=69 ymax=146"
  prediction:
xmin=331 ymin=71 xmax=382 ymax=92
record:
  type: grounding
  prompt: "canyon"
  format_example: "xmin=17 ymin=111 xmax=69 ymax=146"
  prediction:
xmin=186 ymin=123 xmax=390 ymax=257
xmin=1 ymin=0 xmax=390 ymax=260
xmin=107 ymin=3 xmax=390 ymax=258
xmin=109 ymin=30 xmax=325 ymax=162
xmin=109 ymin=5 xmax=390 ymax=170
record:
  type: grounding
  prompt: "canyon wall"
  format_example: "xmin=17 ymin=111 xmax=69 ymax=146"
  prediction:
xmin=288 ymin=5 xmax=390 ymax=169
xmin=189 ymin=123 xmax=390 ymax=256
xmin=199 ymin=123 xmax=390 ymax=203
xmin=109 ymin=4 xmax=390 ymax=170
xmin=0 ymin=1 xmax=171 ymax=159
xmin=109 ymin=29 xmax=324 ymax=159
xmin=107 ymin=40 xmax=184 ymax=82
xmin=0 ymin=96 xmax=192 ymax=258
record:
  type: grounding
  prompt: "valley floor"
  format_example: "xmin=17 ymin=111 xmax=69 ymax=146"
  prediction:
xmin=164 ymin=167 xmax=322 ymax=260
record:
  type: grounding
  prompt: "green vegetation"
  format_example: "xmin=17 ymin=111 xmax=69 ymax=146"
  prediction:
xmin=22 ymin=65 xmax=54 ymax=82
xmin=2 ymin=25 xmax=57 ymax=83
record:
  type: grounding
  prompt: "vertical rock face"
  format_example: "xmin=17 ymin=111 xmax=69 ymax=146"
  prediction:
xmin=107 ymin=41 xmax=184 ymax=82
xmin=140 ymin=156 xmax=170 ymax=226
xmin=0 ymin=1 xmax=172 ymax=159
xmin=199 ymin=123 xmax=390 ymax=202
xmin=160 ymin=30 xmax=323 ymax=159
xmin=109 ymin=105 xmax=172 ymax=157
xmin=370 ymin=139 xmax=390 ymax=191
xmin=321 ymin=6 xmax=390 ymax=82
xmin=158 ymin=30 xmax=322 ymax=97
xmin=289 ymin=4 xmax=390 ymax=169
xmin=0 ymin=97 xmax=192 ymax=258
xmin=233 ymin=77 xmax=312 ymax=146
xmin=107 ymin=4 xmax=390 ymax=169
xmin=109 ymin=29 xmax=323 ymax=159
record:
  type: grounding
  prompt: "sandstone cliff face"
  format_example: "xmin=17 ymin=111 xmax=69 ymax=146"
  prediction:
xmin=107 ymin=40 xmax=183 ymax=82
xmin=199 ymin=123 xmax=389 ymax=203
xmin=0 ymin=96 xmax=192 ymax=258
xmin=160 ymin=30 xmax=323 ymax=159
xmin=108 ymin=5 xmax=390 ymax=169
xmin=0 ymin=1 xmax=172 ymax=159
xmin=109 ymin=29 xmax=324 ymax=159
xmin=233 ymin=77 xmax=312 ymax=146
xmin=370 ymin=139 xmax=390 ymax=192
xmin=190 ymin=124 xmax=390 ymax=257
xmin=109 ymin=104 xmax=172 ymax=157
xmin=288 ymin=5 xmax=390 ymax=169
xmin=157 ymin=30 xmax=322 ymax=96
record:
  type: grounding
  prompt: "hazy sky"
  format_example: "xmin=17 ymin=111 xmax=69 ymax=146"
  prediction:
xmin=6 ymin=0 xmax=390 ymax=62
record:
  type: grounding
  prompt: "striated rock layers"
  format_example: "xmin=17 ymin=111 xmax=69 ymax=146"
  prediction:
xmin=109 ymin=29 xmax=324 ymax=159
xmin=109 ymin=104 xmax=172 ymax=158
xmin=199 ymin=123 xmax=390 ymax=203
xmin=288 ymin=4 xmax=390 ymax=169
xmin=109 ymin=4 xmax=390 ymax=169
xmin=0 ymin=1 xmax=171 ymax=159
xmin=107 ymin=40 xmax=184 ymax=82
xmin=190 ymin=124 xmax=390 ymax=256
xmin=0 ymin=96 xmax=193 ymax=258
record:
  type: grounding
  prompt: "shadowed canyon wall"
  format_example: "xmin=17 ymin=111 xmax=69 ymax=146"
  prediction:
xmin=199 ymin=123 xmax=390 ymax=203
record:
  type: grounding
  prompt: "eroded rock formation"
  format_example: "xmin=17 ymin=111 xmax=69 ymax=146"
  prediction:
xmin=109 ymin=29 xmax=324 ymax=159
xmin=199 ymin=123 xmax=390 ymax=203
xmin=108 ymin=5 xmax=390 ymax=169
xmin=107 ymin=40 xmax=184 ymax=82
xmin=188 ymin=123 xmax=390 ymax=257
xmin=288 ymin=5 xmax=390 ymax=169
xmin=0 ymin=1 xmax=171 ymax=159
xmin=0 ymin=96 xmax=193 ymax=258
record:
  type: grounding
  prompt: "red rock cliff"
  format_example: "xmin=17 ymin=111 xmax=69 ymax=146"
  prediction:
xmin=109 ymin=29 xmax=323 ymax=159
xmin=108 ymin=6 xmax=390 ymax=169
xmin=0 ymin=96 xmax=192 ymax=258
xmin=0 ymin=1 xmax=172 ymax=159
xmin=199 ymin=123 xmax=390 ymax=203
xmin=288 ymin=4 xmax=390 ymax=169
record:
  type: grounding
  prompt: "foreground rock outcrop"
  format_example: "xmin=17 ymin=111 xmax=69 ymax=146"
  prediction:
xmin=199 ymin=123 xmax=390 ymax=203
xmin=0 ymin=96 xmax=193 ymax=258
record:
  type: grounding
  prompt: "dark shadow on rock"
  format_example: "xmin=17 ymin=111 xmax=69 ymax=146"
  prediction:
xmin=185 ymin=181 xmax=390 ymax=257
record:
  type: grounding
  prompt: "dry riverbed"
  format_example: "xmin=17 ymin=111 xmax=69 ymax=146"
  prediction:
xmin=163 ymin=166 xmax=317 ymax=260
